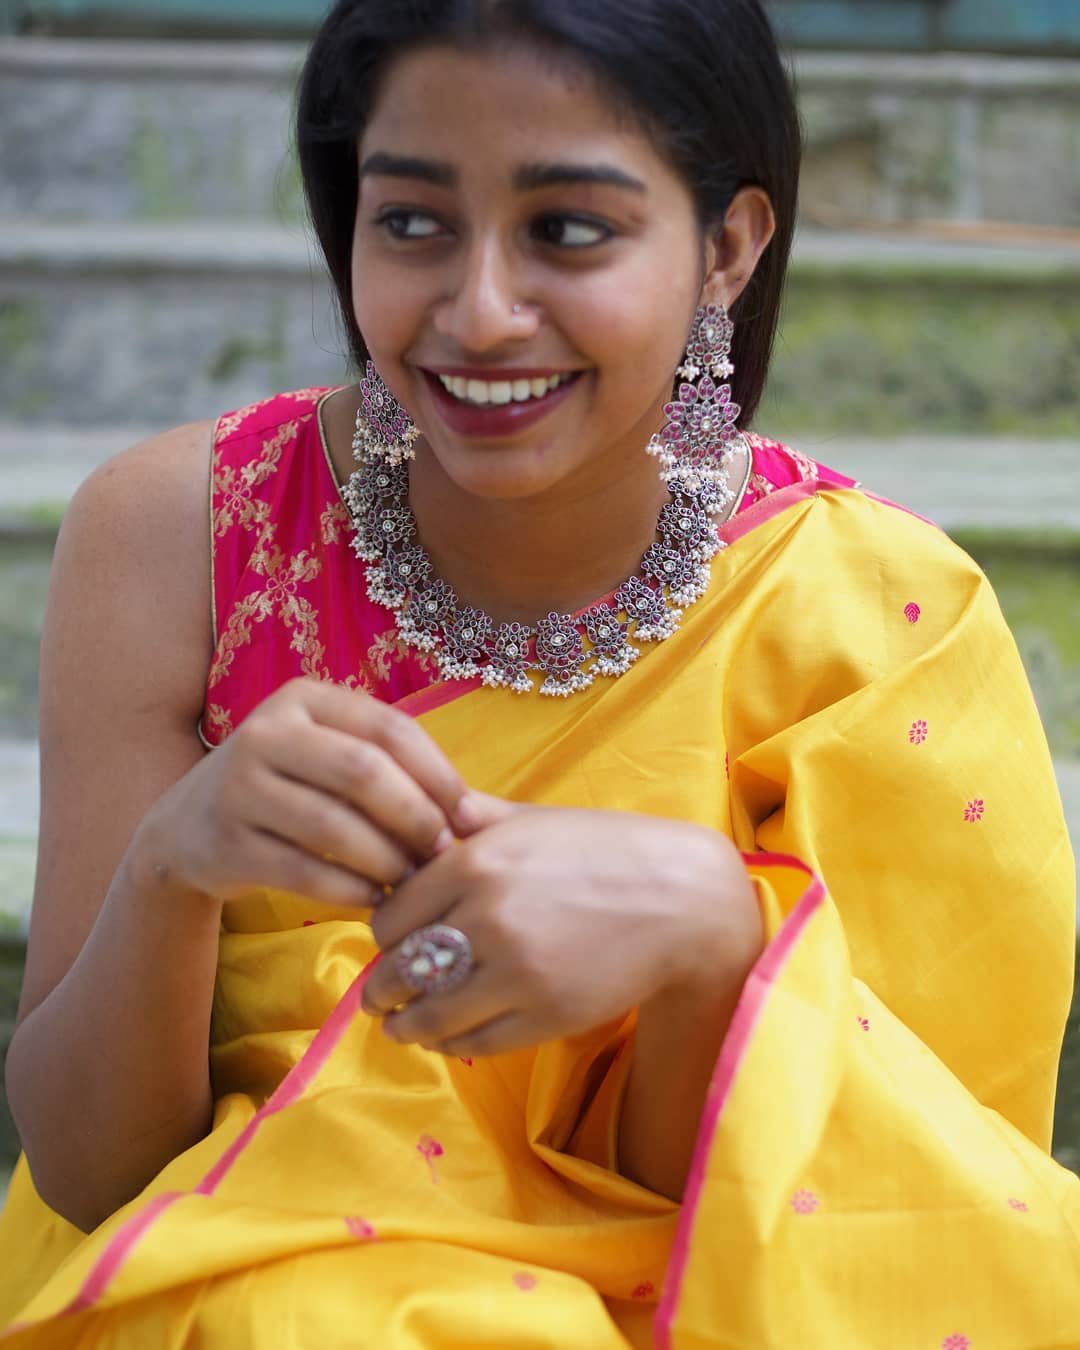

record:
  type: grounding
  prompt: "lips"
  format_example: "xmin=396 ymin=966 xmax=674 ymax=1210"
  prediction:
xmin=420 ymin=368 xmax=583 ymax=440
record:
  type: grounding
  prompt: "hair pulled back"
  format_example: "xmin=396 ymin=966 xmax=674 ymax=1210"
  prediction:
xmin=297 ymin=0 xmax=800 ymax=428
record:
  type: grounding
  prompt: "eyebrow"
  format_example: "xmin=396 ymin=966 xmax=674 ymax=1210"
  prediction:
xmin=358 ymin=152 xmax=647 ymax=195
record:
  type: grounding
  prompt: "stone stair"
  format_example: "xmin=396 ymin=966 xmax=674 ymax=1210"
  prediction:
xmin=2 ymin=39 xmax=1079 ymax=432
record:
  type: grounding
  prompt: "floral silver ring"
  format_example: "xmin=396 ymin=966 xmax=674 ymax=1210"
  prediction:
xmin=396 ymin=923 xmax=474 ymax=996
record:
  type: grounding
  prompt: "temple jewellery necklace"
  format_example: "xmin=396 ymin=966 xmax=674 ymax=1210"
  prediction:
xmin=342 ymin=306 xmax=751 ymax=698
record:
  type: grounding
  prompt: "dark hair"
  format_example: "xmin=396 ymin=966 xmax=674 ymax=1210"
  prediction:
xmin=297 ymin=0 xmax=800 ymax=428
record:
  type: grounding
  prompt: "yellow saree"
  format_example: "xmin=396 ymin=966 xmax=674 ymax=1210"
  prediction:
xmin=1 ymin=482 xmax=1078 ymax=1347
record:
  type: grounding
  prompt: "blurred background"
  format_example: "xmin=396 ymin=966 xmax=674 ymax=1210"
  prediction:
xmin=0 ymin=0 xmax=1077 ymax=1196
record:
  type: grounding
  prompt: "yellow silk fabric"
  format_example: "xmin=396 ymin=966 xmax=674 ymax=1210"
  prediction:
xmin=2 ymin=486 xmax=1078 ymax=1347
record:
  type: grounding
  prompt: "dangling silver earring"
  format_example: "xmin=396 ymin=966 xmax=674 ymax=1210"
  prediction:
xmin=352 ymin=360 xmax=420 ymax=467
xmin=646 ymin=303 xmax=741 ymax=492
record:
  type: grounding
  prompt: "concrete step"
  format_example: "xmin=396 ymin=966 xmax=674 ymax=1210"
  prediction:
xmin=0 ymin=220 xmax=349 ymax=426
xmin=2 ymin=39 xmax=1077 ymax=231
xmin=794 ymin=437 xmax=1080 ymax=534
xmin=3 ymin=220 xmax=1079 ymax=431
xmin=0 ymin=742 xmax=37 ymax=941
xmin=794 ymin=52 xmax=1080 ymax=233
xmin=0 ymin=38 xmax=306 ymax=225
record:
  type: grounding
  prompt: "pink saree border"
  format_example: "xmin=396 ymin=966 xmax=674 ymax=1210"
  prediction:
xmin=6 ymin=957 xmax=381 ymax=1335
xmin=716 ymin=479 xmax=940 ymax=555
xmin=394 ymin=676 xmax=483 ymax=719
xmin=196 ymin=955 xmax=378 ymax=1196
xmin=653 ymin=851 xmax=826 ymax=1350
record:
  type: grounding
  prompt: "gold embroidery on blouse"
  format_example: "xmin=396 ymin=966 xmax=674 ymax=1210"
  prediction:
xmin=750 ymin=472 xmax=776 ymax=499
xmin=208 ymin=588 xmax=263 ymax=689
xmin=212 ymin=418 xmax=307 ymax=539
xmin=214 ymin=389 xmax=329 ymax=444
xmin=320 ymin=499 xmax=351 ymax=545
xmin=367 ymin=628 xmax=438 ymax=684
xmin=204 ymin=702 xmax=235 ymax=741
xmin=789 ymin=448 xmax=820 ymax=482
xmin=339 ymin=667 xmax=380 ymax=695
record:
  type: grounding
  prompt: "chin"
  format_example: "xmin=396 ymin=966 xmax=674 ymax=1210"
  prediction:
xmin=422 ymin=434 xmax=579 ymax=502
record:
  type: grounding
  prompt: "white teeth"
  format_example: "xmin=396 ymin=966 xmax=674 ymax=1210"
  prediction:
xmin=436 ymin=372 xmax=574 ymax=407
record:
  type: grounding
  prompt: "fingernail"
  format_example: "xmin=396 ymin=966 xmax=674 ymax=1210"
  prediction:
xmin=453 ymin=793 xmax=481 ymax=832
xmin=432 ymin=827 xmax=454 ymax=854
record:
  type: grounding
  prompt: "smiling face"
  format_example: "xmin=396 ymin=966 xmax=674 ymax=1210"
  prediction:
xmin=350 ymin=41 xmax=714 ymax=503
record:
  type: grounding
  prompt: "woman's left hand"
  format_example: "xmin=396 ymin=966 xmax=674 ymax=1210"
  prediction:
xmin=361 ymin=794 xmax=762 ymax=1058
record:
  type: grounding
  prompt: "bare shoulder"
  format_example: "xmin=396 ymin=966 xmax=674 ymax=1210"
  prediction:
xmin=57 ymin=418 xmax=215 ymax=672
xmin=19 ymin=419 xmax=218 ymax=1020
xmin=68 ymin=417 xmax=214 ymax=555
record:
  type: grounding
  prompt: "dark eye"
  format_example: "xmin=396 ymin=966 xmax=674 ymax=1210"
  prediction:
xmin=532 ymin=215 xmax=613 ymax=248
xmin=377 ymin=210 xmax=444 ymax=240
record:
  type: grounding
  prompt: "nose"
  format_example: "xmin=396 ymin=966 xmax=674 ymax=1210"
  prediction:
xmin=432 ymin=235 xmax=537 ymax=353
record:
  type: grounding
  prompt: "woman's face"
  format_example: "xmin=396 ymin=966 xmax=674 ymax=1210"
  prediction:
xmin=351 ymin=42 xmax=713 ymax=503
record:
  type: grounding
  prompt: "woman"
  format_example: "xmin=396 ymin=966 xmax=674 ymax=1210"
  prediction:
xmin=1 ymin=0 xmax=1078 ymax=1345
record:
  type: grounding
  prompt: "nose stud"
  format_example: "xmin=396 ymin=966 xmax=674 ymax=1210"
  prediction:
xmin=512 ymin=304 xmax=523 ymax=315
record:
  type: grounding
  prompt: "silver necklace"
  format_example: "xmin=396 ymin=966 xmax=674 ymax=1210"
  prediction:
xmin=343 ymin=437 xmax=747 ymax=697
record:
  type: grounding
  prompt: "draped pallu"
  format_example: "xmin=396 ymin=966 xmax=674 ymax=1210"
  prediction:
xmin=1 ymin=419 xmax=1078 ymax=1346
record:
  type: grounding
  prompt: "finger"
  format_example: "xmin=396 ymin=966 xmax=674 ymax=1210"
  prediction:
xmin=363 ymin=905 xmax=481 ymax=1014
xmin=369 ymin=968 xmax=505 ymax=1044
xmin=265 ymin=722 xmax=453 ymax=861
xmin=369 ymin=846 xmax=466 ymax=951
xmin=450 ymin=790 xmax=524 ymax=838
xmin=243 ymin=829 xmax=378 ymax=909
xmin=295 ymin=681 xmax=468 ymax=820
xmin=248 ymin=768 xmax=412 ymax=887
xmin=432 ymin=1012 xmax=536 ymax=1061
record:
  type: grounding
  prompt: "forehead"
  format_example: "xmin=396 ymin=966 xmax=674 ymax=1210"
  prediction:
xmin=360 ymin=41 xmax=664 ymax=177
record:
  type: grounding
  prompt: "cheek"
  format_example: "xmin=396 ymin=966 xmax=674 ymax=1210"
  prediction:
xmin=350 ymin=250 xmax=424 ymax=364
xmin=562 ymin=268 xmax=695 ymax=399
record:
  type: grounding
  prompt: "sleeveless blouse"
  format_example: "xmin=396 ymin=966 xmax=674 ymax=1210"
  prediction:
xmin=199 ymin=387 xmax=857 ymax=743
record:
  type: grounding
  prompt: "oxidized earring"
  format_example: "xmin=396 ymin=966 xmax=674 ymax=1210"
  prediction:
xmin=646 ymin=303 xmax=741 ymax=492
xmin=352 ymin=360 xmax=420 ymax=467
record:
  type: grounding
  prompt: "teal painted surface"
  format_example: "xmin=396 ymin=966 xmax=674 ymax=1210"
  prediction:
xmin=8 ymin=0 xmax=1080 ymax=45
xmin=6 ymin=0 xmax=327 ymax=28
xmin=771 ymin=0 xmax=932 ymax=46
xmin=22 ymin=0 xmax=326 ymax=19
xmin=946 ymin=0 xmax=1080 ymax=44
xmin=770 ymin=0 xmax=1080 ymax=49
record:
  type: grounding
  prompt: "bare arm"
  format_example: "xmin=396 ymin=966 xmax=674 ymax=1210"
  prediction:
xmin=5 ymin=423 xmax=222 ymax=1230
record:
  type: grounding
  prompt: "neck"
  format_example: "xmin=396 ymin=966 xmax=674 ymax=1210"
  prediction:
xmin=324 ymin=388 xmax=671 ymax=627
xmin=408 ymin=445 xmax=670 ymax=626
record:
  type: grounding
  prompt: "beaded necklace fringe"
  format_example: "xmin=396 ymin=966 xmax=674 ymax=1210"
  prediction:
xmin=344 ymin=434 xmax=747 ymax=697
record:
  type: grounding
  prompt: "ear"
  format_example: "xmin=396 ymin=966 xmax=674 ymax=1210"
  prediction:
xmin=700 ymin=186 xmax=776 ymax=310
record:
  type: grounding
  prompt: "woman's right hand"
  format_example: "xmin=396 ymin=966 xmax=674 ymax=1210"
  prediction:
xmin=134 ymin=678 xmax=466 ymax=911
